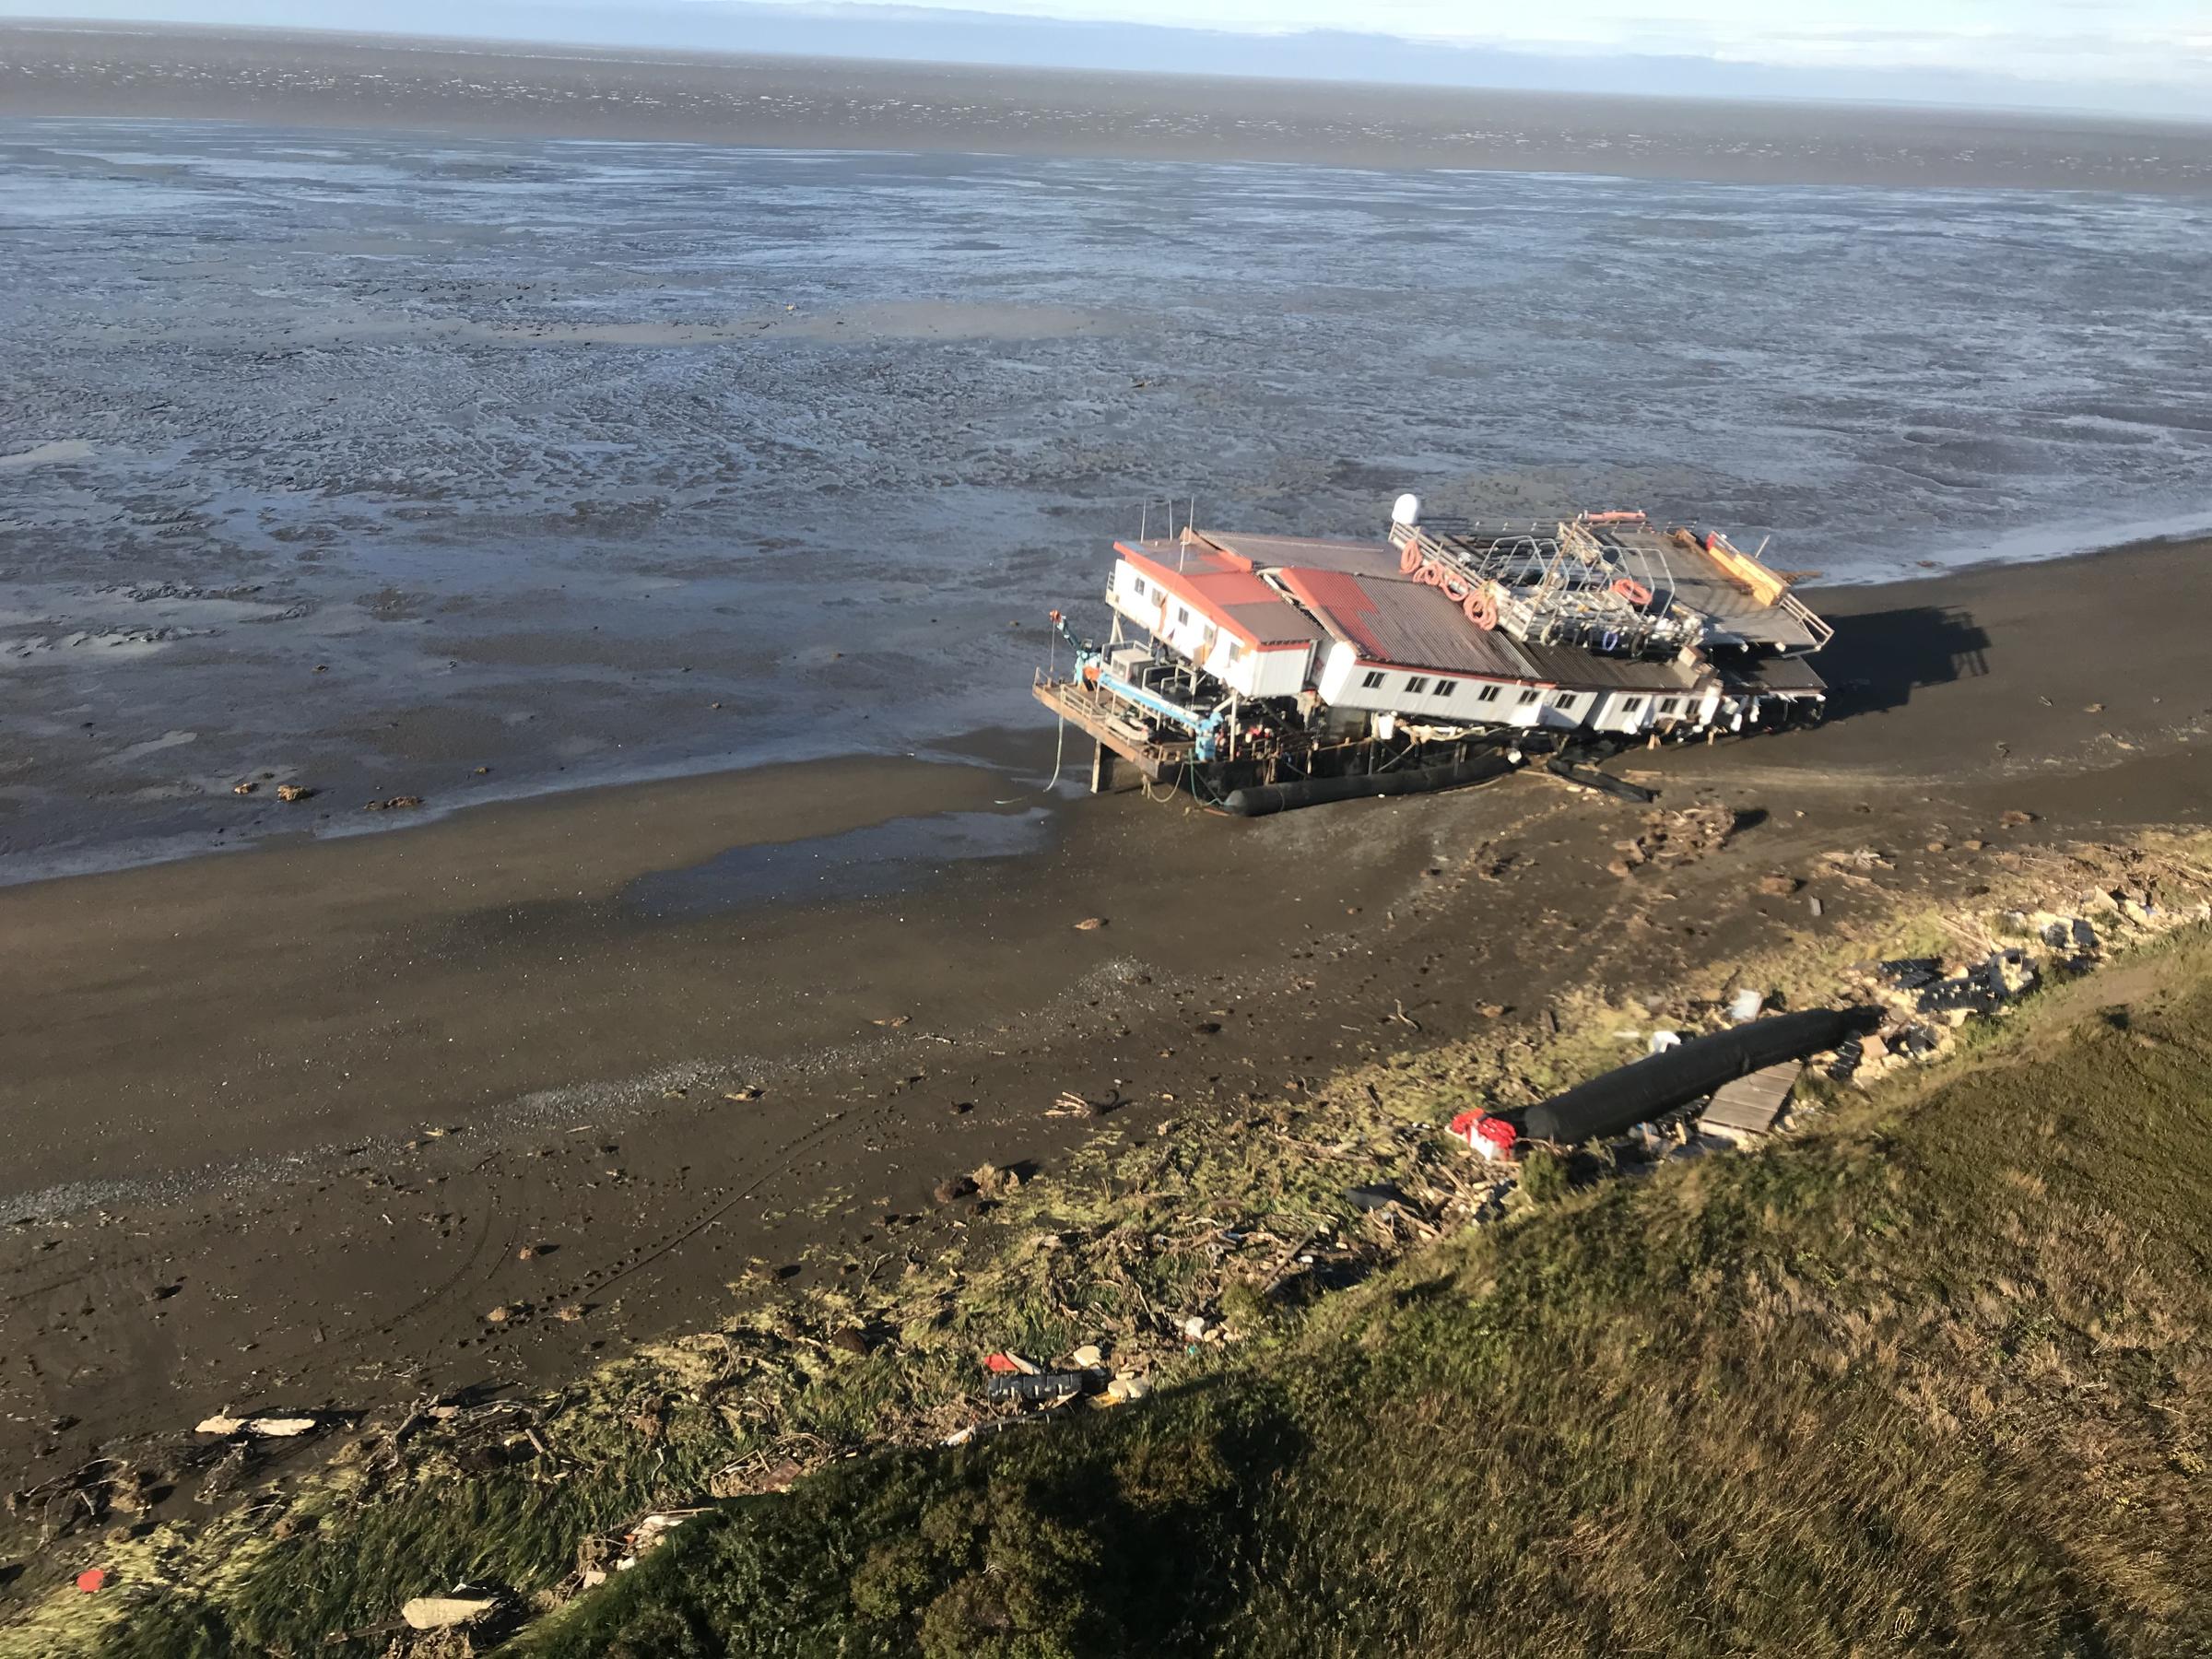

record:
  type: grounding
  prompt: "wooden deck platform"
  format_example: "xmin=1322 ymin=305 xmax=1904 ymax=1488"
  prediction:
xmin=1031 ymin=677 xmax=1192 ymax=786
xmin=1699 ymin=1061 xmax=1803 ymax=1139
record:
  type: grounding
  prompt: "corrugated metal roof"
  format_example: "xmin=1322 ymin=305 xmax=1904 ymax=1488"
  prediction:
xmin=1204 ymin=533 xmax=1406 ymax=582
xmin=1512 ymin=639 xmax=1703 ymax=693
xmin=1119 ymin=545 xmax=1325 ymax=649
xmin=1275 ymin=568 xmax=1537 ymax=679
xmin=1721 ymin=654 xmax=1828 ymax=693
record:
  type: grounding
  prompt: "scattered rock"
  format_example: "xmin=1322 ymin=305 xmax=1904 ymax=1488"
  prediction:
xmin=829 ymin=1326 xmax=871 ymax=1357
xmin=1070 ymin=1343 xmax=1104 ymax=1369
xmin=1107 ymin=1376 xmax=1149 ymax=1403
xmin=723 ymin=1085 xmax=763 ymax=1102
xmin=1072 ymin=916 xmax=1107 ymax=931
xmin=1477 ymin=1003 xmax=1506 ymax=1018
xmin=362 ymin=794 xmax=423 ymax=812
xmin=231 ymin=781 xmax=256 ymax=795
xmin=1925 ymin=841 xmax=1948 ymax=853
xmin=195 ymin=1414 xmax=244 ymax=1436
xmin=872 ymin=1015 xmax=911 ymax=1029
xmin=1999 ymin=809 xmax=2036 ymax=827
xmin=401 ymin=1594 xmax=499 ymax=1631
xmin=554 ymin=1304 xmax=587 ymax=1324
xmin=1758 ymin=874 xmax=1800 ymax=896
xmin=932 ymin=1174 xmax=979 ymax=1205
xmin=275 ymin=783 xmax=312 ymax=803
xmin=484 ymin=1305 xmax=512 ymax=1325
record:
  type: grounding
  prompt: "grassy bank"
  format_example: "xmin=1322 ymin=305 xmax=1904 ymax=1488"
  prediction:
xmin=533 ymin=926 xmax=2212 ymax=1656
xmin=10 ymin=838 xmax=2210 ymax=1656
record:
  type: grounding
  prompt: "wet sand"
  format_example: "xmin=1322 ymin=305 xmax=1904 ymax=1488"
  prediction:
xmin=1 ymin=536 xmax=2206 ymax=1518
xmin=6 ymin=23 xmax=2212 ymax=194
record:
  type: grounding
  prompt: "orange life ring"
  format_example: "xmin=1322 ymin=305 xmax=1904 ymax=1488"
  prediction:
xmin=1398 ymin=541 xmax=1423 ymax=576
xmin=1464 ymin=589 xmax=1498 ymax=630
xmin=1441 ymin=573 xmax=1470 ymax=601
xmin=1611 ymin=576 xmax=1653 ymax=606
xmin=1419 ymin=560 xmax=1450 ymax=587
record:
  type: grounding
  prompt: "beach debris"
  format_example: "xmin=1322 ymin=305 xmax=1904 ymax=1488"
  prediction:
xmin=1107 ymin=1375 xmax=1150 ymax=1403
xmin=76 ymin=1569 xmax=107 ymax=1594
xmin=1913 ymin=949 xmax=2037 ymax=1018
xmin=1999 ymin=809 xmax=2037 ymax=827
xmin=194 ymin=1413 xmax=320 ymax=1438
xmin=1758 ymin=874 xmax=1800 ymax=895
xmin=982 ymin=1351 xmax=1036 ymax=1376
xmin=1647 ymin=1030 xmax=1681 ymax=1054
xmin=1546 ymin=758 xmax=1658 ymax=803
xmin=1180 ymin=1315 xmax=1209 ymax=1341
xmin=231 ymin=780 xmax=256 ymax=795
xmin=401 ymin=1592 xmax=500 ymax=1630
xmin=1345 ymin=1182 xmax=1410 ymax=1212
xmin=872 ymin=1014 xmax=911 ymax=1028
xmin=970 ymin=1162 xmax=1020 ymax=1200
xmin=361 ymin=794 xmax=422 ymax=811
xmin=1070 ymin=1344 xmax=1104 ymax=1369
xmin=1449 ymin=1109 xmax=1520 ymax=1160
xmin=723 ymin=1085 xmax=763 ymax=1101
xmin=1699 ymin=1062 xmax=1803 ymax=1143
xmin=275 ymin=783 xmax=312 ymax=803
xmin=985 ymin=1371 xmax=1096 ymax=1405
xmin=625 ymin=1508 xmax=707 ymax=1557
xmin=1823 ymin=846 xmax=1894 ymax=871
xmin=1073 ymin=915 xmax=1108 ymax=931
xmin=485 ymin=1305 xmax=513 ymax=1324
xmin=1727 ymin=988 xmax=1766 ymax=1024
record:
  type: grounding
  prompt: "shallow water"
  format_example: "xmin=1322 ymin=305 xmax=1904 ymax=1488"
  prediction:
xmin=2 ymin=119 xmax=2208 ymax=877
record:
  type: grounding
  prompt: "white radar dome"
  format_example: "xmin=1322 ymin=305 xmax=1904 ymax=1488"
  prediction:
xmin=1391 ymin=492 xmax=1421 ymax=527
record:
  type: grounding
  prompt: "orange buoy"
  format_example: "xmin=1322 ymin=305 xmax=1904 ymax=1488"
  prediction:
xmin=1464 ymin=589 xmax=1498 ymax=630
xmin=1611 ymin=576 xmax=1653 ymax=606
xmin=1398 ymin=541 xmax=1423 ymax=575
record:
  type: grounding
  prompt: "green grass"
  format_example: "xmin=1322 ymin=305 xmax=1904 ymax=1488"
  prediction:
xmin=524 ymin=933 xmax=2212 ymax=1657
xmin=12 ymin=838 xmax=2208 ymax=1657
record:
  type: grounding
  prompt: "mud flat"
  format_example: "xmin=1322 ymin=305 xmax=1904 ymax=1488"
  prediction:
xmin=0 ymin=535 xmax=2206 ymax=1528
xmin=6 ymin=23 xmax=2212 ymax=192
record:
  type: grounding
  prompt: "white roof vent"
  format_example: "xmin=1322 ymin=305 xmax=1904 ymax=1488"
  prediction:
xmin=1391 ymin=492 xmax=1421 ymax=527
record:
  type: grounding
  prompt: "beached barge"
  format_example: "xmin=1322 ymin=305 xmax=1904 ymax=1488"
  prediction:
xmin=1034 ymin=496 xmax=1831 ymax=814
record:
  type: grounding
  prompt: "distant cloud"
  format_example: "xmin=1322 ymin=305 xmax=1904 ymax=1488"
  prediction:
xmin=8 ymin=0 xmax=2209 ymax=114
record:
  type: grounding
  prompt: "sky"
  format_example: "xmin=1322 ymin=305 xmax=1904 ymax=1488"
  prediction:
xmin=9 ymin=0 xmax=2209 ymax=116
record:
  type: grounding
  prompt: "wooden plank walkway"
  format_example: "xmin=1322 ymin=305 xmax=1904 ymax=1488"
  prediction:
xmin=1700 ymin=1061 xmax=1803 ymax=1138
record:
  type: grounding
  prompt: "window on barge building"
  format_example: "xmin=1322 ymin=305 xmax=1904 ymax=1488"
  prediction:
xmin=1555 ymin=693 xmax=1579 ymax=711
xmin=1659 ymin=697 xmax=1679 ymax=714
xmin=1405 ymin=676 xmax=1430 ymax=695
xmin=1433 ymin=680 xmax=1456 ymax=699
xmin=1359 ymin=670 xmax=1387 ymax=689
xmin=1477 ymin=684 xmax=1501 ymax=703
xmin=1176 ymin=606 xmax=1191 ymax=626
xmin=1623 ymin=697 xmax=1643 ymax=712
xmin=1516 ymin=688 xmax=1540 ymax=705
xmin=1131 ymin=575 xmax=1147 ymax=597
xmin=1227 ymin=642 xmax=1245 ymax=666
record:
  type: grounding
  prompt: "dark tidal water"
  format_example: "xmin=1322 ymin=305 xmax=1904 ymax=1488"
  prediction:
xmin=2 ymin=118 xmax=2207 ymax=876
